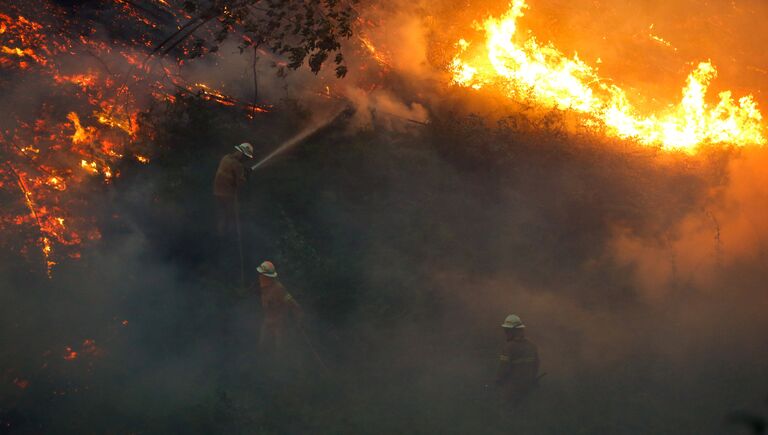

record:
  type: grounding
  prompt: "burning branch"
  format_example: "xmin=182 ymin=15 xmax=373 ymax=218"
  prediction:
xmin=142 ymin=11 xmax=214 ymax=69
xmin=4 ymin=162 xmax=53 ymax=276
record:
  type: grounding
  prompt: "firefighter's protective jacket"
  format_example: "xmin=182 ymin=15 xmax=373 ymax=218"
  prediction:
xmin=496 ymin=337 xmax=539 ymax=395
xmin=214 ymin=152 xmax=246 ymax=197
xmin=260 ymin=281 xmax=302 ymax=331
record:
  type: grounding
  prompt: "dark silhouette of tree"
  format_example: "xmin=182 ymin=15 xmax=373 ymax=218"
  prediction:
xmin=150 ymin=0 xmax=357 ymax=78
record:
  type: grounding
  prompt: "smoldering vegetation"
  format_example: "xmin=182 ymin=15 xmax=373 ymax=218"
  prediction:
xmin=2 ymin=90 xmax=768 ymax=434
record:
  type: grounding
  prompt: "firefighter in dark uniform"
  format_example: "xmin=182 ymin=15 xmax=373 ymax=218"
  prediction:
xmin=495 ymin=314 xmax=540 ymax=405
xmin=213 ymin=142 xmax=252 ymax=237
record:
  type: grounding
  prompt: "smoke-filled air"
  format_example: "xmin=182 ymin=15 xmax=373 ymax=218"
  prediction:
xmin=2 ymin=0 xmax=768 ymax=433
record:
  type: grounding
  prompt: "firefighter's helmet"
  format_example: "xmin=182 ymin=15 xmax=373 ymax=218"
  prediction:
xmin=235 ymin=142 xmax=254 ymax=158
xmin=257 ymin=260 xmax=278 ymax=278
xmin=502 ymin=314 xmax=525 ymax=329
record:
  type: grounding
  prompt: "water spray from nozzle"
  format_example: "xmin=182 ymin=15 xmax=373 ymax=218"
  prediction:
xmin=250 ymin=107 xmax=346 ymax=171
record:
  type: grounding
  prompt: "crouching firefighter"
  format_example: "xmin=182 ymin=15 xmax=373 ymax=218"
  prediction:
xmin=495 ymin=314 xmax=540 ymax=405
xmin=256 ymin=261 xmax=304 ymax=360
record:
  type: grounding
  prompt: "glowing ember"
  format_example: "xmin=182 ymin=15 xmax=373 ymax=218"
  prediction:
xmin=63 ymin=346 xmax=78 ymax=360
xmin=81 ymin=338 xmax=103 ymax=357
xmin=450 ymin=0 xmax=766 ymax=152
xmin=80 ymin=160 xmax=99 ymax=175
xmin=46 ymin=176 xmax=65 ymax=191
xmin=13 ymin=378 xmax=29 ymax=389
xmin=54 ymin=72 xmax=99 ymax=89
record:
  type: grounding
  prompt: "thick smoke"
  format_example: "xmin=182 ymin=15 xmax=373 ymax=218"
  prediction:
xmin=611 ymin=148 xmax=768 ymax=299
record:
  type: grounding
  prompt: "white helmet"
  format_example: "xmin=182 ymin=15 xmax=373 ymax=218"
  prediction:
xmin=502 ymin=314 xmax=525 ymax=329
xmin=234 ymin=142 xmax=254 ymax=158
xmin=257 ymin=260 xmax=278 ymax=278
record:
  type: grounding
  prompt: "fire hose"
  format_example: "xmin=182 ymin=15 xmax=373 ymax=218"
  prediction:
xmin=234 ymin=194 xmax=245 ymax=289
xmin=297 ymin=323 xmax=330 ymax=373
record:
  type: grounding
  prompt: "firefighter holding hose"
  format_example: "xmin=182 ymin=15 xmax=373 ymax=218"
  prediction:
xmin=213 ymin=142 xmax=253 ymax=284
xmin=213 ymin=142 xmax=253 ymax=237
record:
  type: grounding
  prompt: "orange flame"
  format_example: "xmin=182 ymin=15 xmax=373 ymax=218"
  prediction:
xmin=450 ymin=0 xmax=766 ymax=152
xmin=68 ymin=112 xmax=97 ymax=145
xmin=359 ymin=35 xmax=390 ymax=67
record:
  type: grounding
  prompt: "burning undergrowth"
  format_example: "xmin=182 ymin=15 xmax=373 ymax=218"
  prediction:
xmin=0 ymin=0 xmax=278 ymax=276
